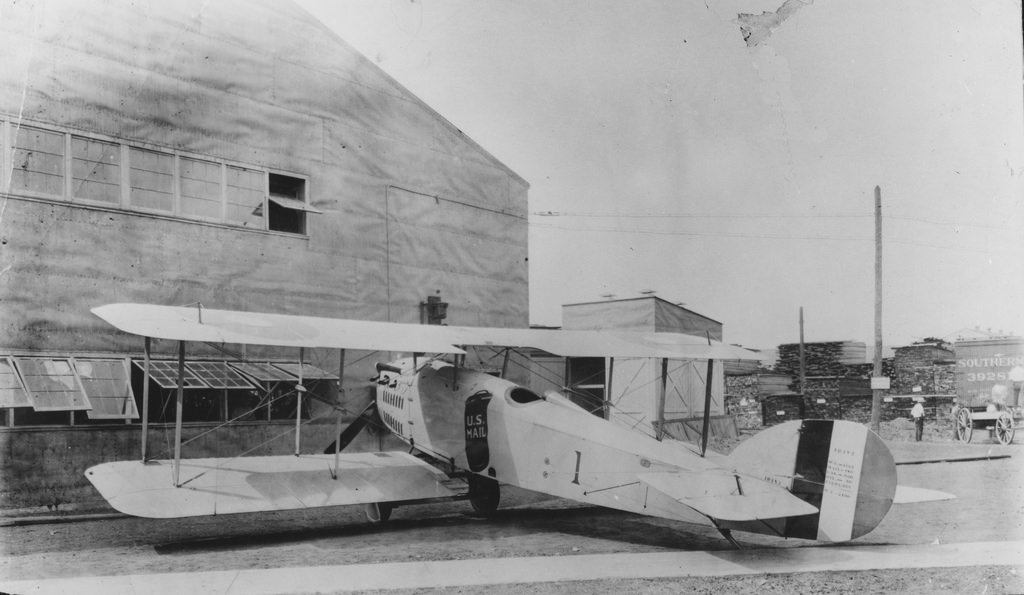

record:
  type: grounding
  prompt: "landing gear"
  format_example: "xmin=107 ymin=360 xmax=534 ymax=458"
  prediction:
xmin=365 ymin=502 xmax=393 ymax=523
xmin=714 ymin=524 xmax=742 ymax=549
xmin=468 ymin=475 xmax=500 ymax=516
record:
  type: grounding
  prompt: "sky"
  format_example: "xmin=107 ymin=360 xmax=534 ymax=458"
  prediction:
xmin=295 ymin=0 xmax=1024 ymax=351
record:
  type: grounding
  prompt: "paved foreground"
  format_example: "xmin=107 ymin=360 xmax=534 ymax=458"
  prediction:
xmin=1 ymin=540 xmax=1021 ymax=594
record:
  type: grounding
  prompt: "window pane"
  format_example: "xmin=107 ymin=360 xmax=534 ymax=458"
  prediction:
xmin=0 ymin=357 xmax=32 ymax=408
xmin=271 ymin=363 xmax=338 ymax=380
xmin=133 ymin=360 xmax=208 ymax=389
xmin=129 ymin=147 xmax=173 ymax=212
xmin=15 ymin=358 xmax=91 ymax=411
xmin=225 ymin=165 xmax=265 ymax=228
xmin=75 ymin=359 xmax=139 ymax=419
xmin=71 ymin=137 xmax=121 ymax=204
xmin=180 ymin=157 xmax=222 ymax=219
xmin=11 ymin=126 xmax=65 ymax=197
xmin=229 ymin=362 xmax=297 ymax=383
xmin=186 ymin=361 xmax=256 ymax=389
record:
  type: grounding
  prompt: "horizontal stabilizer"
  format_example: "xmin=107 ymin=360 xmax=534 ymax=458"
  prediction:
xmin=639 ymin=471 xmax=818 ymax=522
xmin=894 ymin=485 xmax=956 ymax=504
xmin=85 ymin=452 xmax=457 ymax=518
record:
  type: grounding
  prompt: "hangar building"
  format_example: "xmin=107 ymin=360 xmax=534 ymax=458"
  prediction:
xmin=0 ymin=0 xmax=528 ymax=509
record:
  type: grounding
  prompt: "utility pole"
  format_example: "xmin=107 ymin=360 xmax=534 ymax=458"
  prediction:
xmin=798 ymin=307 xmax=806 ymax=396
xmin=870 ymin=185 xmax=884 ymax=432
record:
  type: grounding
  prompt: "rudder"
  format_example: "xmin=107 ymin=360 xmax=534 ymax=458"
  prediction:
xmin=727 ymin=419 xmax=896 ymax=542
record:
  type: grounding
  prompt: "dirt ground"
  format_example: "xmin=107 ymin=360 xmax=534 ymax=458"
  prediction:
xmin=1 ymin=421 xmax=1022 ymax=593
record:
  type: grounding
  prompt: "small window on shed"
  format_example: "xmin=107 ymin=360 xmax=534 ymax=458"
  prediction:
xmin=268 ymin=173 xmax=319 ymax=234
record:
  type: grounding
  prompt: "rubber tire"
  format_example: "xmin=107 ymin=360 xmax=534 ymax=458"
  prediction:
xmin=365 ymin=502 xmax=393 ymax=523
xmin=468 ymin=475 xmax=500 ymax=516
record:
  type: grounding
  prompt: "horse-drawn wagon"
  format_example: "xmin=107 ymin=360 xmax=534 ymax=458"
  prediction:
xmin=953 ymin=402 xmax=1018 ymax=445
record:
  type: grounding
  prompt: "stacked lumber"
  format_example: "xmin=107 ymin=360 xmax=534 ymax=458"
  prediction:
xmin=776 ymin=341 xmax=866 ymax=377
xmin=757 ymin=374 xmax=795 ymax=395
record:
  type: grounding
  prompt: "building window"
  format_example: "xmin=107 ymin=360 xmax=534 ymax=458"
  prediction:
xmin=71 ymin=136 xmax=121 ymax=205
xmin=14 ymin=357 xmax=91 ymax=412
xmin=73 ymin=358 xmax=138 ymax=420
xmin=129 ymin=358 xmax=328 ymax=424
xmin=4 ymin=120 xmax=319 ymax=235
xmin=568 ymin=357 xmax=607 ymax=418
xmin=129 ymin=147 xmax=174 ymax=213
xmin=0 ymin=354 xmax=336 ymax=427
xmin=179 ymin=157 xmax=223 ymax=220
xmin=0 ymin=357 xmax=31 ymax=409
xmin=11 ymin=126 xmax=65 ymax=198
xmin=268 ymin=173 xmax=315 ymax=234
xmin=133 ymin=360 xmax=207 ymax=389
xmin=226 ymin=165 xmax=265 ymax=228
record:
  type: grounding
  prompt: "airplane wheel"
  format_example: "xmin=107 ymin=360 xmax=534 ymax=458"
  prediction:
xmin=954 ymin=408 xmax=972 ymax=443
xmin=468 ymin=475 xmax=500 ymax=516
xmin=995 ymin=412 xmax=1014 ymax=445
xmin=365 ymin=502 xmax=393 ymax=523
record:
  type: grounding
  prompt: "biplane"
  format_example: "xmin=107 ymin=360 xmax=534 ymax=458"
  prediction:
xmin=85 ymin=302 xmax=921 ymax=546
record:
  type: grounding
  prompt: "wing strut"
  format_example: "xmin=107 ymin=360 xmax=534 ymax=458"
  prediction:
xmin=656 ymin=358 xmax=668 ymax=440
xmin=701 ymin=358 xmax=714 ymax=457
xmin=332 ymin=348 xmax=345 ymax=478
xmin=173 ymin=340 xmax=186 ymax=486
xmin=606 ymin=357 xmax=614 ymax=420
xmin=140 ymin=337 xmax=152 ymax=462
xmin=294 ymin=347 xmax=305 ymax=456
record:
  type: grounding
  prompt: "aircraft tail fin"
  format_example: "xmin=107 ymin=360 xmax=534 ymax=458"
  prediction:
xmin=723 ymin=419 xmax=897 ymax=542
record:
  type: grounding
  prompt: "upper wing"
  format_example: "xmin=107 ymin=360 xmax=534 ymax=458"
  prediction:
xmin=91 ymin=303 xmax=467 ymax=354
xmin=85 ymin=451 xmax=458 ymax=518
xmin=93 ymin=303 xmax=759 ymax=360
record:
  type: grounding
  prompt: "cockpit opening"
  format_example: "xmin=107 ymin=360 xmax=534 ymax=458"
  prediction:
xmin=507 ymin=387 xmax=544 ymax=404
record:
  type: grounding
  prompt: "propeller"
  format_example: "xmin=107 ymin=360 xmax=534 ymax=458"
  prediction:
xmin=323 ymin=400 xmax=380 ymax=454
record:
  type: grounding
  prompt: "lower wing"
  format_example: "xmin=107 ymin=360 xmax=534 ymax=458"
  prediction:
xmin=85 ymin=451 xmax=457 ymax=518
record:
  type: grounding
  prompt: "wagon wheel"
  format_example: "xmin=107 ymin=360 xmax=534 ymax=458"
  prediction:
xmin=954 ymin=408 xmax=973 ymax=443
xmin=995 ymin=411 xmax=1015 ymax=445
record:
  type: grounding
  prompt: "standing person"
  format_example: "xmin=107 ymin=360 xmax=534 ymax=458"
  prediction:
xmin=911 ymin=400 xmax=925 ymax=441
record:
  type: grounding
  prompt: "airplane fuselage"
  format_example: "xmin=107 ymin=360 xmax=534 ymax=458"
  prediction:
xmin=375 ymin=358 xmax=719 ymax=526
